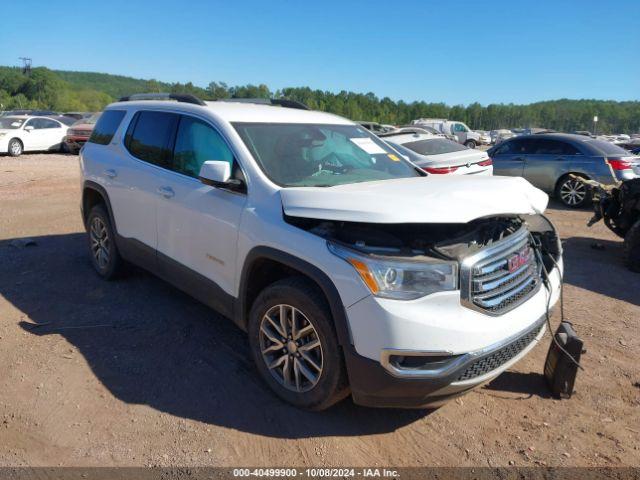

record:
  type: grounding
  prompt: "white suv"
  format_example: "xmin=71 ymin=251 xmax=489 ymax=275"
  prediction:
xmin=80 ymin=94 xmax=562 ymax=410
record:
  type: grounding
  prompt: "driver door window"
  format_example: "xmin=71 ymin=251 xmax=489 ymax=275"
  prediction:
xmin=172 ymin=116 xmax=234 ymax=178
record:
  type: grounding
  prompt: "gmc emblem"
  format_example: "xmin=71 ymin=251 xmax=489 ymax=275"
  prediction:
xmin=507 ymin=247 xmax=531 ymax=273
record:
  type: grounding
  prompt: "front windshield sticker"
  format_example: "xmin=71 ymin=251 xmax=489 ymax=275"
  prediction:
xmin=387 ymin=154 xmax=400 ymax=162
xmin=349 ymin=137 xmax=386 ymax=155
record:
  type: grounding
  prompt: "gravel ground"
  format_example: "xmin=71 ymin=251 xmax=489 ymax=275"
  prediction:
xmin=0 ymin=153 xmax=638 ymax=467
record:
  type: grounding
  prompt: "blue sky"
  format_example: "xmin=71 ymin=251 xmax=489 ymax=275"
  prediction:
xmin=2 ymin=0 xmax=639 ymax=105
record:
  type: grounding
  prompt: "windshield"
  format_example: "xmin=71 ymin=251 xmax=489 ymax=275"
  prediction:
xmin=0 ymin=117 xmax=25 ymax=129
xmin=401 ymin=138 xmax=468 ymax=156
xmin=233 ymin=123 xmax=421 ymax=187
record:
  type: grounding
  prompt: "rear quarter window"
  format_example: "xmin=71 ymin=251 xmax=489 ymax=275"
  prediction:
xmin=584 ymin=139 xmax=631 ymax=156
xmin=88 ymin=110 xmax=126 ymax=145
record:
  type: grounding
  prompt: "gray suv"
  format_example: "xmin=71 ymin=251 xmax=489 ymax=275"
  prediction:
xmin=489 ymin=133 xmax=640 ymax=207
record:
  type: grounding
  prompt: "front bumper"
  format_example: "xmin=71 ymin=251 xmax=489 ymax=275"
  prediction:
xmin=343 ymin=262 xmax=561 ymax=408
xmin=345 ymin=315 xmax=547 ymax=408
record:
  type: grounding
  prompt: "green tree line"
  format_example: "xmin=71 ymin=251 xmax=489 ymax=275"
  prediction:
xmin=1 ymin=66 xmax=638 ymax=133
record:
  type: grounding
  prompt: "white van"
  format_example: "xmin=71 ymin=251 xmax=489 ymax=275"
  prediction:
xmin=412 ymin=119 xmax=483 ymax=149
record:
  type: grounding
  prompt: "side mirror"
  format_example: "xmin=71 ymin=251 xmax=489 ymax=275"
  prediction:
xmin=24 ymin=126 xmax=34 ymax=132
xmin=199 ymin=161 xmax=243 ymax=191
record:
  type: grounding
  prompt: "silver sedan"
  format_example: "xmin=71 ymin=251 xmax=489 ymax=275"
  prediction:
xmin=489 ymin=133 xmax=640 ymax=207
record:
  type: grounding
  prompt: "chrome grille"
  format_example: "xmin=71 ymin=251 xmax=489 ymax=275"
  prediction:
xmin=461 ymin=227 xmax=541 ymax=315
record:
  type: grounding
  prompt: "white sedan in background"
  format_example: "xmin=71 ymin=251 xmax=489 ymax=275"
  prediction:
xmin=0 ymin=116 xmax=69 ymax=157
xmin=380 ymin=130 xmax=493 ymax=175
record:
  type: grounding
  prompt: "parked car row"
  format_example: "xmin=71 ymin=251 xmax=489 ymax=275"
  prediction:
xmin=0 ymin=111 xmax=99 ymax=156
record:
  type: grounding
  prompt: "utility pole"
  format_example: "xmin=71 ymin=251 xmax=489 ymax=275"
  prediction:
xmin=19 ymin=57 xmax=32 ymax=76
xmin=593 ymin=115 xmax=598 ymax=136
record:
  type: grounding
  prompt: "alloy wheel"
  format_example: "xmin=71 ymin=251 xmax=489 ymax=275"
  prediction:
xmin=9 ymin=141 xmax=21 ymax=156
xmin=259 ymin=304 xmax=323 ymax=393
xmin=560 ymin=179 xmax=586 ymax=206
xmin=90 ymin=217 xmax=110 ymax=270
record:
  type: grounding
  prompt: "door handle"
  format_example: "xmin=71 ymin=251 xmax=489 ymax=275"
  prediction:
xmin=104 ymin=169 xmax=117 ymax=179
xmin=157 ymin=186 xmax=175 ymax=199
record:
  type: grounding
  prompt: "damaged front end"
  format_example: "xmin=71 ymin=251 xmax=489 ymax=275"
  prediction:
xmin=287 ymin=213 xmax=561 ymax=311
xmin=576 ymin=176 xmax=640 ymax=271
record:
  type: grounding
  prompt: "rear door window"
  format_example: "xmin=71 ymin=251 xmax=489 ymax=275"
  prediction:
xmin=125 ymin=111 xmax=179 ymax=169
xmin=532 ymin=139 xmax=566 ymax=155
xmin=89 ymin=110 xmax=126 ymax=145
xmin=40 ymin=118 xmax=61 ymax=129
xmin=531 ymin=139 xmax=582 ymax=156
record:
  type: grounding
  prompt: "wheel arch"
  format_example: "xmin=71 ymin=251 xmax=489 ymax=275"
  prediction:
xmin=82 ymin=181 xmax=117 ymax=232
xmin=555 ymin=171 xmax=590 ymax=190
xmin=236 ymin=246 xmax=352 ymax=347
xmin=8 ymin=137 xmax=23 ymax=152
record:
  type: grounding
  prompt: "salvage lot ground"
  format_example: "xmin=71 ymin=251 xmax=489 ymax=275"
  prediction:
xmin=0 ymin=153 xmax=638 ymax=467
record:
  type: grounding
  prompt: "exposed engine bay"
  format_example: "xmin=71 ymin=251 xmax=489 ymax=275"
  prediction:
xmin=287 ymin=214 xmax=561 ymax=264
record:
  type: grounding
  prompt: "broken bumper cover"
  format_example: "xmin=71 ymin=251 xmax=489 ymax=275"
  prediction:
xmin=345 ymin=315 xmax=547 ymax=408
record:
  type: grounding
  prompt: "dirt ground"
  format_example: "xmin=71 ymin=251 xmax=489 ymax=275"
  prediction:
xmin=0 ymin=153 xmax=638 ymax=468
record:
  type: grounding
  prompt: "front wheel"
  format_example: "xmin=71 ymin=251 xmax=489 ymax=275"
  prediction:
xmin=464 ymin=140 xmax=476 ymax=149
xmin=556 ymin=175 xmax=589 ymax=208
xmin=248 ymin=277 xmax=349 ymax=410
xmin=8 ymin=139 xmax=23 ymax=157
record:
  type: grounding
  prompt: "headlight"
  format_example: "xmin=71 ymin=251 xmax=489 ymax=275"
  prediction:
xmin=328 ymin=242 xmax=458 ymax=300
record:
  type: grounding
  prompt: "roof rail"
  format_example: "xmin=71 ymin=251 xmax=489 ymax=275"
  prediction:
xmin=221 ymin=98 xmax=309 ymax=110
xmin=118 ymin=93 xmax=206 ymax=106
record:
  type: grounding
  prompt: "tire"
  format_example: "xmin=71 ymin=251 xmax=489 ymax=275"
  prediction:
xmin=248 ymin=277 xmax=349 ymax=410
xmin=464 ymin=140 xmax=476 ymax=149
xmin=555 ymin=174 xmax=590 ymax=208
xmin=86 ymin=204 xmax=124 ymax=280
xmin=8 ymin=138 xmax=23 ymax=157
xmin=623 ymin=219 xmax=640 ymax=272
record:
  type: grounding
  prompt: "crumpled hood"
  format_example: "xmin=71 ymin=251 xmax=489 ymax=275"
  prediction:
xmin=280 ymin=175 xmax=548 ymax=224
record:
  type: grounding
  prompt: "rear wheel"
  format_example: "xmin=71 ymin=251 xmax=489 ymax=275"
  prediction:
xmin=464 ymin=140 xmax=476 ymax=149
xmin=248 ymin=277 xmax=349 ymax=410
xmin=556 ymin=175 xmax=589 ymax=208
xmin=87 ymin=204 xmax=124 ymax=279
xmin=8 ymin=138 xmax=23 ymax=157
xmin=623 ymin=219 xmax=640 ymax=272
